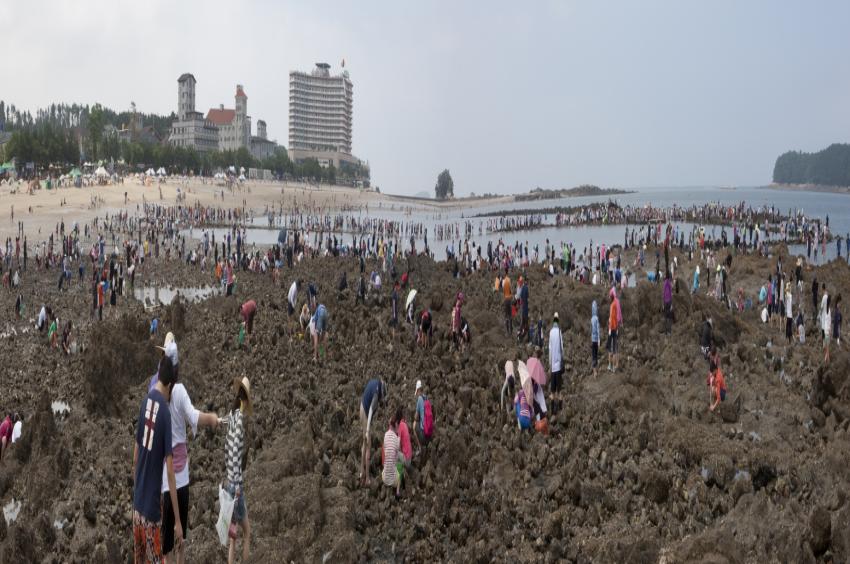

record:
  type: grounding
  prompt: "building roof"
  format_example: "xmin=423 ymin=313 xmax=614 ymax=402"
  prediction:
xmin=236 ymin=85 xmax=247 ymax=98
xmin=178 ymin=73 xmax=196 ymax=83
xmin=206 ymin=108 xmax=236 ymax=126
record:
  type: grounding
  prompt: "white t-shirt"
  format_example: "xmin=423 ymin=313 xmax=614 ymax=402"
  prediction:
xmin=160 ymin=383 xmax=200 ymax=492
xmin=549 ymin=325 xmax=563 ymax=373
xmin=785 ymin=293 xmax=793 ymax=319
xmin=288 ymin=282 xmax=298 ymax=308
xmin=11 ymin=421 xmax=22 ymax=443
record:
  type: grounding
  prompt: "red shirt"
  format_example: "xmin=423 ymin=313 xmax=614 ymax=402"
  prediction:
xmin=241 ymin=300 xmax=257 ymax=321
xmin=0 ymin=417 xmax=11 ymax=443
xmin=714 ymin=369 xmax=726 ymax=402
xmin=398 ymin=419 xmax=412 ymax=461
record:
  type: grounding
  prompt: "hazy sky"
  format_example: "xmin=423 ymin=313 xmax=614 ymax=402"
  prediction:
xmin=3 ymin=1 xmax=850 ymax=195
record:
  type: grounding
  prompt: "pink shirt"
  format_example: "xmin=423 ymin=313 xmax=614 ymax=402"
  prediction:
xmin=398 ymin=420 xmax=413 ymax=461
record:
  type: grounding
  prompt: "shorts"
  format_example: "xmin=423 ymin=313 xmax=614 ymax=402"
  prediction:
xmin=591 ymin=342 xmax=599 ymax=367
xmin=316 ymin=309 xmax=327 ymax=335
xmin=162 ymin=485 xmax=189 ymax=555
xmin=517 ymin=414 xmax=532 ymax=430
xmin=133 ymin=511 xmax=163 ymax=563
xmin=608 ymin=330 xmax=619 ymax=354
xmin=550 ymin=369 xmax=563 ymax=393
xmin=224 ymin=482 xmax=247 ymax=524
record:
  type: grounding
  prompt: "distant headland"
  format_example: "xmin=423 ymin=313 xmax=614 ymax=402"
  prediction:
xmin=772 ymin=143 xmax=850 ymax=193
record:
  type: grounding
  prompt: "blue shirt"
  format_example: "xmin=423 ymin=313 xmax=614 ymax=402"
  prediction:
xmin=134 ymin=389 xmax=173 ymax=523
xmin=416 ymin=395 xmax=426 ymax=431
xmin=362 ymin=379 xmax=382 ymax=414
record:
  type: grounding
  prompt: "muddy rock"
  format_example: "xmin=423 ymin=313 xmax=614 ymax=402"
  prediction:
xmin=810 ymin=506 xmax=831 ymax=556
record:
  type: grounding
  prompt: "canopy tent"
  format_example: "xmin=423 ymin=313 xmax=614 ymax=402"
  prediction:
xmin=145 ymin=168 xmax=156 ymax=176
xmin=94 ymin=166 xmax=109 ymax=177
xmin=69 ymin=168 xmax=82 ymax=178
xmin=157 ymin=167 xmax=167 ymax=176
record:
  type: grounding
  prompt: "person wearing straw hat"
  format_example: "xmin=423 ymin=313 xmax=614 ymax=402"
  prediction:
xmin=223 ymin=376 xmax=253 ymax=564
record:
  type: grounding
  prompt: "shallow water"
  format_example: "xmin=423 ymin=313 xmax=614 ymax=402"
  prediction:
xmin=133 ymin=285 xmax=217 ymax=306
xmin=51 ymin=400 xmax=70 ymax=415
xmin=3 ymin=499 xmax=21 ymax=525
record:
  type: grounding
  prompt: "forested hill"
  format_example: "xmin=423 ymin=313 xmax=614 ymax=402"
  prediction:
xmin=0 ymin=100 xmax=174 ymax=139
xmin=773 ymin=143 xmax=850 ymax=187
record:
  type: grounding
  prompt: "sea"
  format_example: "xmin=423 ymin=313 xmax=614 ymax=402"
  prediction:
xmin=187 ymin=186 xmax=850 ymax=264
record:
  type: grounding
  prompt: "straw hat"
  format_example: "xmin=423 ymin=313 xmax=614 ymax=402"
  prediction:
xmin=232 ymin=376 xmax=253 ymax=416
xmin=155 ymin=332 xmax=178 ymax=366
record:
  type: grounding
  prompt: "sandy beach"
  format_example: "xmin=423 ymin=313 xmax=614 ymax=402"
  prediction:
xmin=0 ymin=177 xmax=517 ymax=241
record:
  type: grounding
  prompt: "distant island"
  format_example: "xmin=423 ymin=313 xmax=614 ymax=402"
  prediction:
xmin=515 ymin=184 xmax=632 ymax=202
xmin=772 ymin=143 xmax=850 ymax=190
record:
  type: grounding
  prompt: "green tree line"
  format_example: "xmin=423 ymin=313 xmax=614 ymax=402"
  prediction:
xmin=1 ymin=99 xmax=365 ymax=183
xmin=773 ymin=143 xmax=850 ymax=187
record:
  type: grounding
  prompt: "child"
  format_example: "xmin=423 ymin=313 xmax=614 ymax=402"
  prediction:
xmin=381 ymin=413 xmax=402 ymax=498
xmin=224 ymin=377 xmax=252 ymax=564
xmin=708 ymin=360 xmax=726 ymax=412
xmin=591 ymin=301 xmax=600 ymax=377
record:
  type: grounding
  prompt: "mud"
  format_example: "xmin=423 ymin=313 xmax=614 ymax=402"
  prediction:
xmin=0 ymin=246 xmax=849 ymax=562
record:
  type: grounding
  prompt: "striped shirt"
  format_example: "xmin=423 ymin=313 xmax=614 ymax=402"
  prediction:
xmin=382 ymin=429 xmax=400 ymax=487
xmin=224 ymin=409 xmax=244 ymax=485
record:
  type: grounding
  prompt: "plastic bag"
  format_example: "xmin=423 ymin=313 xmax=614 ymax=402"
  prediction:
xmin=216 ymin=484 xmax=235 ymax=546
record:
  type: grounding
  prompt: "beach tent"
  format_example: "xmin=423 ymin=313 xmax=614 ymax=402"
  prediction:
xmin=0 ymin=162 xmax=14 ymax=172
xmin=157 ymin=167 xmax=166 ymax=176
xmin=94 ymin=166 xmax=109 ymax=177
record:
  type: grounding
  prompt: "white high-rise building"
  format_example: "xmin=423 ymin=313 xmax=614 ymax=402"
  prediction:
xmin=289 ymin=63 xmax=359 ymax=169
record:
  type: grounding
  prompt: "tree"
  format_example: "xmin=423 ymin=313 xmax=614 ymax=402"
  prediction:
xmin=435 ymin=169 xmax=454 ymax=200
xmin=87 ymin=103 xmax=105 ymax=161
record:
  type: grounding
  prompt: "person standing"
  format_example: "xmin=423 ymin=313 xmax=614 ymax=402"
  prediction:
xmin=548 ymin=312 xmax=564 ymax=414
xmin=785 ymin=285 xmax=794 ymax=344
xmin=160 ymin=346 xmax=221 ymax=564
xmin=608 ymin=289 xmax=620 ymax=372
xmin=591 ymin=302 xmax=600 ymax=378
xmin=663 ymin=272 xmax=673 ymax=336
xmin=132 ymin=356 xmax=182 ymax=563
xmin=224 ymin=377 xmax=253 ymax=564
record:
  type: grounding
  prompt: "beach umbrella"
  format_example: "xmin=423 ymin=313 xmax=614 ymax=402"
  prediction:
xmin=517 ymin=361 xmax=533 ymax=409
xmin=526 ymin=357 xmax=547 ymax=386
xmin=405 ymin=289 xmax=417 ymax=309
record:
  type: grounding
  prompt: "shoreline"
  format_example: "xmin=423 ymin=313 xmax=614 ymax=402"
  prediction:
xmin=767 ymin=182 xmax=850 ymax=195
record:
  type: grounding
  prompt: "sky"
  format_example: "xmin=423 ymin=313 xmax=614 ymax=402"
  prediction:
xmin=3 ymin=0 xmax=850 ymax=195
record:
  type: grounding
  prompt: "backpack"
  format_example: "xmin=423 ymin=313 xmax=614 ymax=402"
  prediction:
xmin=422 ymin=397 xmax=434 ymax=439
